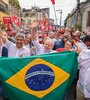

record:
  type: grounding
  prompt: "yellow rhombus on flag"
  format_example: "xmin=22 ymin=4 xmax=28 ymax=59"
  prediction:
xmin=6 ymin=58 xmax=70 ymax=98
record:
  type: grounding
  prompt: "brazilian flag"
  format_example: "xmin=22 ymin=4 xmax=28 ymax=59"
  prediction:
xmin=0 ymin=51 xmax=78 ymax=100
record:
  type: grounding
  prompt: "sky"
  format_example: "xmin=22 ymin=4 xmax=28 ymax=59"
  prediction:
xmin=19 ymin=0 xmax=85 ymax=25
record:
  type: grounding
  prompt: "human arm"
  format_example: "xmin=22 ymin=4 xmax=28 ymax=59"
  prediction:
xmin=0 ymin=29 xmax=7 ymax=43
xmin=31 ymin=20 xmax=39 ymax=41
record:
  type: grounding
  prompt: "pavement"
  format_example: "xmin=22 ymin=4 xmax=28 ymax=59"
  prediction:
xmin=67 ymin=83 xmax=76 ymax=100
xmin=0 ymin=97 xmax=3 ymax=100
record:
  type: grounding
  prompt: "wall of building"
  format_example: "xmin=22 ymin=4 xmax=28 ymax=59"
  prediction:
xmin=82 ymin=1 xmax=90 ymax=32
xmin=2 ymin=0 xmax=9 ymax=4
xmin=0 ymin=12 xmax=9 ymax=21
xmin=23 ymin=8 xmax=50 ymax=26
xmin=0 ymin=0 xmax=9 ymax=22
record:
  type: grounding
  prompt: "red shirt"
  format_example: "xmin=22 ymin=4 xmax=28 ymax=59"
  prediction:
xmin=56 ymin=48 xmax=65 ymax=52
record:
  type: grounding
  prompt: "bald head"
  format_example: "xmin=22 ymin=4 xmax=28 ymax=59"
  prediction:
xmin=44 ymin=38 xmax=54 ymax=52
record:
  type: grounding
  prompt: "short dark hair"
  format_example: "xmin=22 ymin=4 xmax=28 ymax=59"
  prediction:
xmin=83 ymin=35 xmax=90 ymax=43
xmin=67 ymin=40 xmax=74 ymax=46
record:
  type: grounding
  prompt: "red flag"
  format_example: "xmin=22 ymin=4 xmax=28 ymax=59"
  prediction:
xmin=7 ymin=24 xmax=12 ymax=31
xmin=12 ymin=15 xmax=20 ymax=26
xmin=51 ymin=0 xmax=55 ymax=5
xmin=40 ymin=20 xmax=46 ymax=30
xmin=3 ymin=17 xmax=12 ymax=24
xmin=22 ymin=22 xmax=24 ymax=27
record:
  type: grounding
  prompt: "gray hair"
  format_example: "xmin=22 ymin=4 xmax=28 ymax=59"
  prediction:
xmin=15 ymin=33 xmax=25 ymax=40
xmin=45 ymin=38 xmax=54 ymax=46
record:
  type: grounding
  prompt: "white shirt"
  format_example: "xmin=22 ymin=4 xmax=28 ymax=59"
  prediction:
xmin=24 ymin=44 xmax=30 ymax=48
xmin=77 ymin=50 xmax=90 ymax=98
xmin=5 ymin=40 xmax=30 ymax=57
xmin=32 ymin=40 xmax=55 ymax=55
xmin=77 ymin=42 xmax=88 ymax=50
xmin=0 ymin=45 xmax=3 ymax=57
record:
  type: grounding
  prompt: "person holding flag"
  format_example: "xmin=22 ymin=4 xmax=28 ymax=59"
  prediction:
xmin=0 ymin=29 xmax=8 ymax=57
xmin=31 ymin=20 xmax=56 ymax=55
xmin=0 ymin=30 xmax=30 ymax=57
xmin=77 ymin=49 xmax=90 ymax=100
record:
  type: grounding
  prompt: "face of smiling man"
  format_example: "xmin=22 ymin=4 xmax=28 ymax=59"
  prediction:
xmin=15 ymin=34 xmax=25 ymax=49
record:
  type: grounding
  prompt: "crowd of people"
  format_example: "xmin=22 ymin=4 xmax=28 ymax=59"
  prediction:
xmin=0 ymin=20 xmax=90 ymax=100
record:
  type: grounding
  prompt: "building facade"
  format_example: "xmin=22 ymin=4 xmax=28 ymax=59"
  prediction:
xmin=64 ymin=0 xmax=90 ymax=32
xmin=0 ymin=0 xmax=21 ymax=28
xmin=0 ymin=0 xmax=9 ymax=22
xmin=82 ymin=0 xmax=90 ymax=32
xmin=8 ymin=0 xmax=20 ymax=17
xmin=22 ymin=7 xmax=50 ymax=25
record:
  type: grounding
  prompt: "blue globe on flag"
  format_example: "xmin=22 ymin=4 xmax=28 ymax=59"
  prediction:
xmin=25 ymin=64 xmax=55 ymax=91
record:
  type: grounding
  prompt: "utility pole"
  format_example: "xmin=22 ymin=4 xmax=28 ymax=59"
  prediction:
xmin=20 ymin=9 xmax=23 ymax=28
xmin=76 ymin=0 xmax=81 ymax=30
xmin=56 ymin=9 xmax=62 ymax=29
xmin=77 ymin=0 xmax=80 ymax=5
xmin=53 ymin=5 xmax=58 ymax=25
